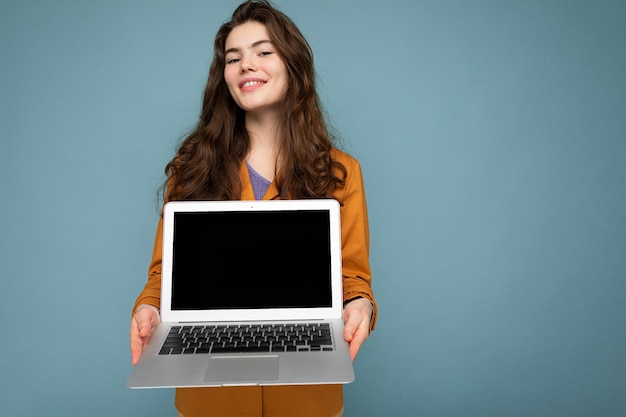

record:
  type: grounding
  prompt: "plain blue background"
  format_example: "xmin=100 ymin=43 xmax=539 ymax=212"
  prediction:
xmin=1 ymin=0 xmax=625 ymax=416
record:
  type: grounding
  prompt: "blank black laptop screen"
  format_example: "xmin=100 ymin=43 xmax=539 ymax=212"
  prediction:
xmin=170 ymin=209 xmax=332 ymax=310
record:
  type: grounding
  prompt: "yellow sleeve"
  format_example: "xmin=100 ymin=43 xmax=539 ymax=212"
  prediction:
xmin=332 ymin=149 xmax=378 ymax=330
xmin=132 ymin=214 xmax=163 ymax=315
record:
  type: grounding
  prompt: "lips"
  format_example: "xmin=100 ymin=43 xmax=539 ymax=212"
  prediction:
xmin=239 ymin=78 xmax=266 ymax=89
xmin=242 ymin=81 xmax=264 ymax=87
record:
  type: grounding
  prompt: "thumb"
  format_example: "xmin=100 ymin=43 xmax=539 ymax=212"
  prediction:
xmin=343 ymin=313 xmax=357 ymax=342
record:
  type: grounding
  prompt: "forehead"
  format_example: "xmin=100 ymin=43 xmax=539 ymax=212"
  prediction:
xmin=225 ymin=21 xmax=271 ymax=51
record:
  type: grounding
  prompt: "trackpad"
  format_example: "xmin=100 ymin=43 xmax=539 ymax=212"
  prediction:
xmin=205 ymin=356 xmax=279 ymax=384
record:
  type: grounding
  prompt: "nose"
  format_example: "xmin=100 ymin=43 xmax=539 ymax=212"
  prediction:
xmin=240 ymin=54 xmax=257 ymax=72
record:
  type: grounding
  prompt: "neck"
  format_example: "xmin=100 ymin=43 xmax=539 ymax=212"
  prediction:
xmin=245 ymin=111 xmax=281 ymax=181
xmin=245 ymin=108 xmax=280 ymax=139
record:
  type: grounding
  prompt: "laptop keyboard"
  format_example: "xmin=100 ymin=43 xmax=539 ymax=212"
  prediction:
xmin=159 ymin=323 xmax=334 ymax=355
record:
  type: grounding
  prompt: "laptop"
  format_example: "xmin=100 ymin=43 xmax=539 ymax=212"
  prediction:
xmin=127 ymin=199 xmax=355 ymax=388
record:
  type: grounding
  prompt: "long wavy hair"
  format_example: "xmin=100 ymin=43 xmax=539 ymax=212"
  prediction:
xmin=163 ymin=0 xmax=346 ymax=202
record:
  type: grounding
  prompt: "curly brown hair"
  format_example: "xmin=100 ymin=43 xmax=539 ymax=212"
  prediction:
xmin=163 ymin=0 xmax=346 ymax=202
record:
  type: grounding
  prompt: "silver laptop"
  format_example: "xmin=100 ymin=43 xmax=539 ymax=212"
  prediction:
xmin=127 ymin=199 xmax=354 ymax=388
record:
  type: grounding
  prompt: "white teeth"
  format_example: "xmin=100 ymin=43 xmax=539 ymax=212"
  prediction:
xmin=242 ymin=81 xmax=264 ymax=88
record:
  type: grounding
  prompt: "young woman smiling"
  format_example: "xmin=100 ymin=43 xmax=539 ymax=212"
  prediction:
xmin=130 ymin=2 xmax=377 ymax=416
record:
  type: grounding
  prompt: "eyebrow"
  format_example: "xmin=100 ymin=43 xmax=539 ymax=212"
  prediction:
xmin=224 ymin=39 xmax=273 ymax=55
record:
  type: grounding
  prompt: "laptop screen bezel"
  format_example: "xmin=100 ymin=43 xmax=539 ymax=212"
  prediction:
xmin=159 ymin=199 xmax=343 ymax=322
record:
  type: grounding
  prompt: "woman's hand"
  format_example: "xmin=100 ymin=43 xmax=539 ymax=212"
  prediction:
xmin=342 ymin=298 xmax=373 ymax=361
xmin=130 ymin=304 xmax=161 ymax=366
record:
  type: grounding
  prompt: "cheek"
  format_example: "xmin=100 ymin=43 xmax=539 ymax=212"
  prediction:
xmin=223 ymin=74 xmax=239 ymax=101
xmin=223 ymin=68 xmax=237 ymax=89
xmin=270 ymin=63 xmax=289 ymax=92
xmin=281 ymin=66 xmax=289 ymax=90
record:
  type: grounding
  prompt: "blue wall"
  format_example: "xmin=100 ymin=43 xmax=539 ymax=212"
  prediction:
xmin=1 ymin=1 xmax=625 ymax=416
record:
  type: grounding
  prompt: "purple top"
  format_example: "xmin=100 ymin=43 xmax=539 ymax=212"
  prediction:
xmin=246 ymin=161 xmax=271 ymax=200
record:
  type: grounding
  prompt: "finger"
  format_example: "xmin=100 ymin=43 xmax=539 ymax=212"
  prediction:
xmin=348 ymin=322 xmax=370 ymax=361
xmin=136 ymin=312 xmax=151 ymax=336
xmin=343 ymin=315 xmax=358 ymax=342
xmin=130 ymin=308 xmax=161 ymax=366
xmin=129 ymin=318 xmax=144 ymax=366
xmin=343 ymin=309 xmax=371 ymax=361
xmin=343 ymin=301 xmax=370 ymax=337
xmin=349 ymin=336 xmax=364 ymax=361
xmin=136 ymin=308 xmax=158 ymax=337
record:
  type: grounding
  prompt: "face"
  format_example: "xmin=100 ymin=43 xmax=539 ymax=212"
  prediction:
xmin=224 ymin=21 xmax=288 ymax=115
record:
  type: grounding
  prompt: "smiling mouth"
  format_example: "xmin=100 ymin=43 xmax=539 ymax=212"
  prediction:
xmin=241 ymin=80 xmax=265 ymax=88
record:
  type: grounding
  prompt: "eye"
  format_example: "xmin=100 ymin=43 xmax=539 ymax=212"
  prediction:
xmin=259 ymin=51 xmax=273 ymax=57
xmin=226 ymin=57 xmax=240 ymax=64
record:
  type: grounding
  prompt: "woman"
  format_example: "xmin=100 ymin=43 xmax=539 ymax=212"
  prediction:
xmin=129 ymin=1 xmax=377 ymax=416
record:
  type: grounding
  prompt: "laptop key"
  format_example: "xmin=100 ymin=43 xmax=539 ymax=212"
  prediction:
xmin=162 ymin=341 xmax=185 ymax=349
xmin=311 ymin=337 xmax=332 ymax=346
xmin=211 ymin=345 xmax=270 ymax=353
xmin=245 ymin=345 xmax=271 ymax=352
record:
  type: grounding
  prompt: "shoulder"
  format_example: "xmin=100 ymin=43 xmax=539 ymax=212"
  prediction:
xmin=330 ymin=147 xmax=361 ymax=170
xmin=329 ymin=148 xmax=366 ymax=201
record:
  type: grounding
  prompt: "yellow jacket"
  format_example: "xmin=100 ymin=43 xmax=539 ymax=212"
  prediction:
xmin=133 ymin=148 xmax=377 ymax=417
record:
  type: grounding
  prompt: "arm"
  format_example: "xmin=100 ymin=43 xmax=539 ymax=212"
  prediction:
xmin=333 ymin=151 xmax=378 ymax=360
